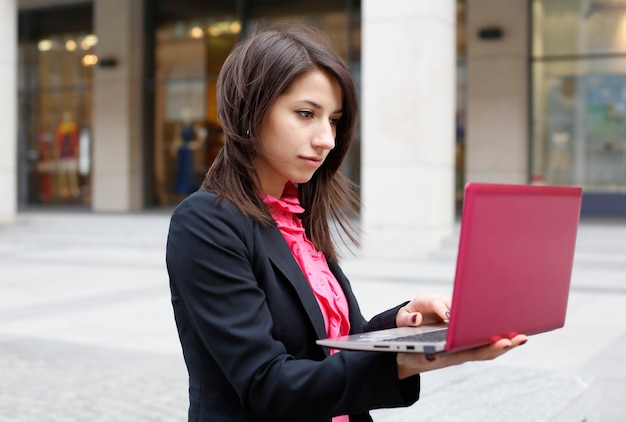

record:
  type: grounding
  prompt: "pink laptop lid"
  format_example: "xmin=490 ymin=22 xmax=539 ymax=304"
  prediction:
xmin=445 ymin=182 xmax=582 ymax=352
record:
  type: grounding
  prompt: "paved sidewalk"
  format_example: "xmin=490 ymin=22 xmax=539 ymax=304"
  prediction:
xmin=0 ymin=212 xmax=625 ymax=421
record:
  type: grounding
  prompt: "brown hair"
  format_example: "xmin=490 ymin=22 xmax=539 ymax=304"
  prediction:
xmin=203 ymin=23 xmax=360 ymax=261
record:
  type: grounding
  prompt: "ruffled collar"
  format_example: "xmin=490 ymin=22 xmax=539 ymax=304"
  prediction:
xmin=261 ymin=182 xmax=304 ymax=215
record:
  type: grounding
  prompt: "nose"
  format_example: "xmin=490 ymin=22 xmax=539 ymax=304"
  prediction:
xmin=312 ymin=121 xmax=336 ymax=150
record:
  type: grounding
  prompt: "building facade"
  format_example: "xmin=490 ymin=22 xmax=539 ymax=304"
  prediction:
xmin=2 ymin=0 xmax=626 ymax=258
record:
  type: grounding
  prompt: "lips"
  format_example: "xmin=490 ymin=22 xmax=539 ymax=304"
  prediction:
xmin=300 ymin=156 xmax=323 ymax=166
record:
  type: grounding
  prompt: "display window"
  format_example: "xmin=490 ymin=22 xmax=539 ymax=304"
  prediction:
xmin=532 ymin=0 xmax=626 ymax=193
xmin=150 ymin=0 xmax=361 ymax=207
xmin=18 ymin=5 xmax=94 ymax=206
xmin=152 ymin=15 xmax=238 ymax=206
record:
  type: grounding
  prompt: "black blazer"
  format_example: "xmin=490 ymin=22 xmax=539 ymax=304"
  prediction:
xmin=166 ymin=189 xmax=420 ymax=422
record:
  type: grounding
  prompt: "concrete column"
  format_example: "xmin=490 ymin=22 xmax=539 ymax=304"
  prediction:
xmin=361 ymin=0 xmax=456 ymax=260
xmin=465 ymin=0 xmax=529 ymax=183
xmin=0 ymin=0 xmax=17 ymax=224
xmin=92 ymin=0 xmax=144 ymax=211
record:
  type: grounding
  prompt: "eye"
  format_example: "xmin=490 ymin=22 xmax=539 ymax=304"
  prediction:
xmin=330 ymin=115 xmax=342 ymax=126
xmin=297 ymin=110 xmax=314 ymax=119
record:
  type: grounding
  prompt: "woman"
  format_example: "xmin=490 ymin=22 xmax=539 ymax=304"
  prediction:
xmin=166 ymin=24 xmax=526 ymax=422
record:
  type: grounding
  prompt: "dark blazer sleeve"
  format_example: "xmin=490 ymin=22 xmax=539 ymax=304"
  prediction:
xmin=166 ymin=190 xmax=419 ymax=420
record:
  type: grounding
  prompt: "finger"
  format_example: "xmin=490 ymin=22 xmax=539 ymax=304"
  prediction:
xmin=487 ymin=339 xmax=515 ymax=359
xmin=401 ymin=311 xmax=422 ymax=327
xmin=511 ymin=334 xmax=528 ymax=346
xmin=421 ymin=300 xmax=451 ymax=324
xmin=434 ymin=301 xmax=451 ymax=322
xmin=476 ymin=335 xmax=528 ymax=361
xmin=428 ymin=294 xmax=451 ymax=321
xmin=490 ymin=335 xmax=528 ymax=355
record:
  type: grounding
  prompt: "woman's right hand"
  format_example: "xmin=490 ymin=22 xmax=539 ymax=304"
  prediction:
xmin=396 ymin=334 xmax=528 ymax=379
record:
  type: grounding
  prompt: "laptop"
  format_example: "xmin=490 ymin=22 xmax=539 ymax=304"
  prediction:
xmin=317 ymin=182 xmax=583 ymax=354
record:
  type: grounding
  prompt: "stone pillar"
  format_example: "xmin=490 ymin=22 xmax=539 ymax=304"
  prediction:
xmin=465 ymin=0 xmax=529 ymax=183
xmin=361 ymin=0 xmax=456 ymax=260
xmin=92 ymin=0 xmax=144 ymax=211
xmin=0 ymin=0 xmax=17 ymax=224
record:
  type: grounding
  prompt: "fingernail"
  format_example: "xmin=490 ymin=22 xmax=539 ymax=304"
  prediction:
xmin=411 ymin=314 xmax=417 ymax=324
xmin=445 ymin=311 xmax=451 ymax=319
xmin=519 ymin=340 xmax=527 ymax=346
xmin=425 ymin=354 xmax=437 ymax=362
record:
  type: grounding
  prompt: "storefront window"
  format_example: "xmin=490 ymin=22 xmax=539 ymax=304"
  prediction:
xmin=153 ymin=14 xmax=238 ymax=206
xmin=532 ymin=0 xmax=626 ymax=193
xmin=151 ymin=0 xmax=361 ymax=207
xmin=18 ymin=6 xmax=94 ymax=206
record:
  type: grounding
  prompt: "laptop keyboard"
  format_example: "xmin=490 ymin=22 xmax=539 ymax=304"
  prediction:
xmin=383 ymin=329 xmax=447 ymax=343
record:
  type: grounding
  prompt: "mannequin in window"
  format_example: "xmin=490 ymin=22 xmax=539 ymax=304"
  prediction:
xmin=38 ymin=127 xmax=54 ymax=203
xmin=55 ymin=111 xmax=80 ymax=198
xmin=170 ymin=107 xmax=206 ymax=195
xmin=547 ymin=78 xmax=575 ymax=185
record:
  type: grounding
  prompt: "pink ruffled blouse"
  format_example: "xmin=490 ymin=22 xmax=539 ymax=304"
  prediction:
xmin=262 ymin=183 xmax=350 ymax=422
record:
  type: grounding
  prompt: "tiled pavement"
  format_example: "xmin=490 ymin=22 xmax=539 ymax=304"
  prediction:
xmin=1 ymin=212 xmax=625 ymax=421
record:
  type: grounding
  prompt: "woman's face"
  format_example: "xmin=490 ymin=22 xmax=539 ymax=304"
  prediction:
xmin=255 ymin=69 xmax=343 ymax=198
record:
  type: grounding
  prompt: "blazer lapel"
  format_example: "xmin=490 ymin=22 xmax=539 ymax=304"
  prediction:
xmin=260 ymin=225 xmax=328 ymax=342
xmin=328 ymin=260 xmax=367 ymax=333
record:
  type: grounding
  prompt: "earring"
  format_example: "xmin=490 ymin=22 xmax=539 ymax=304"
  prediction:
xmin=246 ymin=129 xmax=250 ymax=137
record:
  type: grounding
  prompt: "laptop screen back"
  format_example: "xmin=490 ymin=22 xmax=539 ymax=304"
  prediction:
xmin=446 ymin=183 xmax=582 ymax=352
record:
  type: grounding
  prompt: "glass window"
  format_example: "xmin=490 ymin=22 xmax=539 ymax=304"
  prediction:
xmin=18 ymin=6 xmax=95 ymax=206
xmin=533 ymin=0 xmax=626 ymax=57
xmin=152 ymin=13 xmax=239 ymax=206
xmin=532 ymin=0 xmax=626 ymax=193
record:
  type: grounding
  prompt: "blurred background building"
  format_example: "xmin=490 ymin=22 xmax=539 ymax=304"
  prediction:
xmin=2 ymin=0 xmax=626 ymax=258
